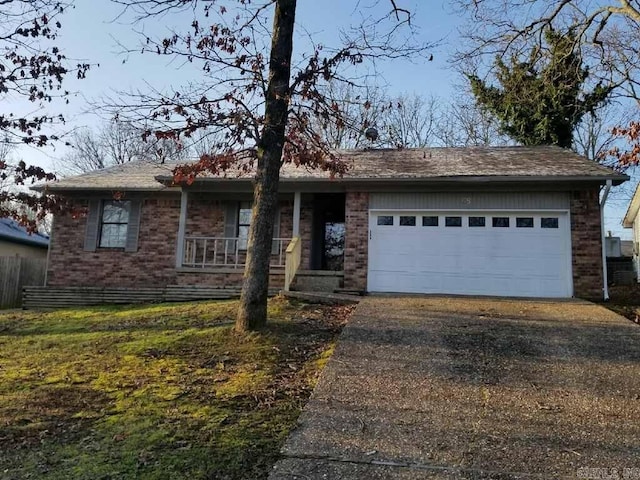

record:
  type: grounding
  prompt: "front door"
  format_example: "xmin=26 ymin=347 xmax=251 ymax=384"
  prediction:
xmin=311 ymin=194 xmax=346 ymax=271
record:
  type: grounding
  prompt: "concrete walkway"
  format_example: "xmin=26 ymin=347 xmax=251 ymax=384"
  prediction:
xmin=270 ymin=296 xmax=640 ymax=479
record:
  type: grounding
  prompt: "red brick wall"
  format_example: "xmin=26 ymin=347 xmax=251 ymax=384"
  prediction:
xmin=570 ymin=188 xmax=604 ymax=300
xmin=47 ymin=194 xmax=181 ymax=287
xmin=343 ymin=191 xmax=369 ymax=291
xmin=186 ymin=193 xmax=225 ymax=237
xmin=48 ymin=192 xmax=299 ymax=290
xmin=48 ymin=188 xmax=603 ymax=299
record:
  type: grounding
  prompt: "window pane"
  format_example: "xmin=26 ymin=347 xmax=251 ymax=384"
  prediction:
xmin=99 ymin=224 xmax=127 ymax=248
xmin=102 ymin=201 xmax=130 ymax=223
xmin=445 ymin=216 xmax=462 ymax=227
xmin=238 ymin=226 xmax=250 ymax=249
xmin=492 ymin=217 xmax=510 ymax=228
xmin=422 ymin=216 xmax=438 ymax=227
xmin=469 ymin=216 xmax=485 ymax=227
xmin=541 ymin=217 xmax=559 ymax=229
xmin=399 ymin=216 xmax=416 ymax=226
xmin=516 ymin=217 xmax=534 ymax=228
xmin=238 ymin=208 xmax=252 ymax=225
xmin=377 ymin=216 xmax=394 ymax=226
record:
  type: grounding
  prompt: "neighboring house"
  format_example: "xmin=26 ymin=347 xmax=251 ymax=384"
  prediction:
xmin=37 ymin=146 xmax=626 ymax=301
xmin=622 ymin=185 xmax=640 ymax=282
xmin=0 ymin=217 xmax=49 ymax=259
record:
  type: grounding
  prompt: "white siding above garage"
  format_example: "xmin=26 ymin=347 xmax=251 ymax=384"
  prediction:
xmin=369 ymin=192 xmax=570 ymax=211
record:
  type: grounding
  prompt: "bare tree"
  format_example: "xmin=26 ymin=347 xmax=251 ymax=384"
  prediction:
xmin=58 ymin=120 xmax=190 ymax=174
xmin=314 ymin=83 xmax=440 ymax=149
xmin=110 ymin=0 xmax=432 ymax=330
xmin=313 ymin=82 xmax=389 ymax=149
xmin=435 ymin=95 xmax=511 ymax=147
xmin=574 ymin=104 xmax=637 ymax=163
xmin=384 ymin=93 xmax=439 ymax=148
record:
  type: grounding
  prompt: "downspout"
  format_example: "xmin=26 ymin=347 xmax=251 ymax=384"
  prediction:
xmin=600 ymin=179 xmax=612 ymax=300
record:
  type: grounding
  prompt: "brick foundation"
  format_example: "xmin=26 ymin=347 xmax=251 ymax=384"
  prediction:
xmin=570 ymin=188 xmax=604 ymax=300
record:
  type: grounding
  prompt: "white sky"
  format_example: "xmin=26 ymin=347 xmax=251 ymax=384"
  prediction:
xmin=9 ymin=0 xmax=636 ymax=238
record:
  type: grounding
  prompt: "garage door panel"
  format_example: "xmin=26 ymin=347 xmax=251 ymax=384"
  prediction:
xmin=368 ymin=271 xmax=566 ymax=297
xmin=368 ymin=211 xmax=572 ymax=298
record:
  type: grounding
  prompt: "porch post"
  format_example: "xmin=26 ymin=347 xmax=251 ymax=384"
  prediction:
xmin=175 ymin=190 xmax=188 ymax=268
xmin=292 ymin=191 xmax=301 ymax=237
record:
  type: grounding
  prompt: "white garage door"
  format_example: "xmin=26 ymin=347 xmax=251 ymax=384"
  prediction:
xmin=368 ymin=211 xmax=572 ymax=298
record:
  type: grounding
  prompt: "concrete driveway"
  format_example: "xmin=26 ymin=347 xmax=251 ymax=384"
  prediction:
xmin=270 ymin=296 xmax=640 ymax=479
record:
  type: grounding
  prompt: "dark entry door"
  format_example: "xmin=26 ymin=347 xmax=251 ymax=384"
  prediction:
xmin=311 ymin=194 xmax=345 ymax=271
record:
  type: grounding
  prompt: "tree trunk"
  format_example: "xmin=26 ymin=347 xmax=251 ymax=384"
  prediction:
xmin=236 ymin=0 xmax=297 ymax=332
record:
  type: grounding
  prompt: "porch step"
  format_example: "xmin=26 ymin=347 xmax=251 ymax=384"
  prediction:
xmin=291 ymin=270 xmax=344 ymax=292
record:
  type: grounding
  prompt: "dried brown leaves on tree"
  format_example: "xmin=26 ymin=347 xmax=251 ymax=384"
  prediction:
xmin=111 ymin=0 xmax=432 ymax=330
xmin=607 ymin=121 xmax=640 ymax=169
xmin=0 ymin=1 xmax=90 ymax=228
xmin=109 ymin=0 xmax=431 ymax=178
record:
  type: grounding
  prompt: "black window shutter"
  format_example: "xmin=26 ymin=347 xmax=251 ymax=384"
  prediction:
xmin=223 ymin=202 xmax=238 ymax=250
xmin=125 ymin=200 xmax=142 ymax=252
xmin=83 ymin=199 xmax=101 ymax=252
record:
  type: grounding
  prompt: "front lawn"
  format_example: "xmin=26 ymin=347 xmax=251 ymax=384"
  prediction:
xmin=0 ymin=297 xmax=352 ymax=479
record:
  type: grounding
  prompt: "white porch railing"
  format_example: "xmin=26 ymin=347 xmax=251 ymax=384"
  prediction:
xmin=182 ymin=236 xmax=291 ymax=269
xmin=284 ymin=237 xmax=302 ymax=292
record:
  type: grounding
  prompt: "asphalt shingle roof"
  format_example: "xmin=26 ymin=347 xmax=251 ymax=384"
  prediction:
xmin=0 ymin=218 xmax=49 ymax=248
xmin=39 ymin=146 xmax=627 ymax=192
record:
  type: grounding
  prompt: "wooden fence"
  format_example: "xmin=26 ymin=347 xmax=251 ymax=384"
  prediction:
xmin=0 ymin=256 xmax=47 ymax=309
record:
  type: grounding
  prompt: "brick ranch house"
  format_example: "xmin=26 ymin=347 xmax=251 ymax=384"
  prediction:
xmin=35 ymin=146 xmax=626 ymax=305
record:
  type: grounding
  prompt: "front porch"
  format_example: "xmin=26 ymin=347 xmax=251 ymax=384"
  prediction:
xmin=174 ymin=191 xmax=347 ymax=292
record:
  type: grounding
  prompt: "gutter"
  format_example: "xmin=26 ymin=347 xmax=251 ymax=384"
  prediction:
xmin=0 ymin=235 xmax=49 ymax=249
xmin=154 ymin=173 xmax=629 ymax=186
xmin=600 ymin=179 xmax=612 ymax=301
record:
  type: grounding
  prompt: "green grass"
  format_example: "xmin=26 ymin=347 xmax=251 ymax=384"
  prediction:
xmin=0 ymin=297 xmax=348 ymax=479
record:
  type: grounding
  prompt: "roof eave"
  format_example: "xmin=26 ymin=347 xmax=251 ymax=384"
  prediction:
xmin=156 ymin=173 xmax=629 ymax=186
xmin=0 ymin=235 xmax=49 ymax=248
xmin=32 ymin=185 xmax=178 ymax=193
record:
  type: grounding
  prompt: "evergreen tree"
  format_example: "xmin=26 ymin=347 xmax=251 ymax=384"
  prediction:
xmin=468 ymin=29 xmax=611 ymax=149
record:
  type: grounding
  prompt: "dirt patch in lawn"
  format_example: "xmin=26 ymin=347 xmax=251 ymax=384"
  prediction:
xmin=0 ymin=297 xmax=353 ymax=480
